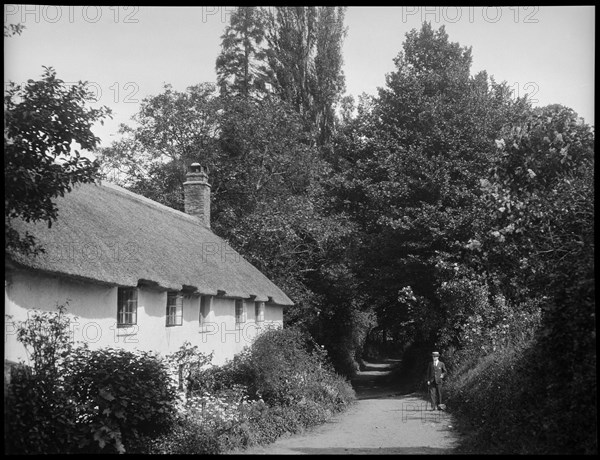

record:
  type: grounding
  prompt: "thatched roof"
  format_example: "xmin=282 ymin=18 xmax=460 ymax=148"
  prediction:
xmin=6 ymin=181 xmax=293 ymax=306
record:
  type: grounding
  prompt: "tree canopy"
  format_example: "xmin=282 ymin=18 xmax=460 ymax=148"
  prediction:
xmin=325 ymin=22 xmax=532 ymax=344
xmin=97 ymin=21 xmax=594 ymax=414
xmin=216 ymin=6 xmax=347 ymax=146
xmin=5 ymin=66 xmax=112 ymax=255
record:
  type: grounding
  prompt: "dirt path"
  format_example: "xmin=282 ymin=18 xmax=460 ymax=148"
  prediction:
xmin=232 ymin=358 xmax=460 ymax=455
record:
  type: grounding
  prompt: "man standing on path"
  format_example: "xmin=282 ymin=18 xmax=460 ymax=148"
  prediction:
xmin=426 ymin=351 xmax=447 ymax=411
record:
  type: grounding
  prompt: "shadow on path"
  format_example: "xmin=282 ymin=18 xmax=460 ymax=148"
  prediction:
xmin=351 ymin=357 xmax=417 ymax=400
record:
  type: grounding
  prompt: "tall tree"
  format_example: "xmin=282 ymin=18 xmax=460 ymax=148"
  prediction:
xmin=215 ymin=7 xmax=269 ymax=99
xmin=312 ymin=6 xmax=348 ymax=146
xmin=327 ymin=22 xmax=530 ymax=345
xmin=260 ymin=6 xmax=347 ymax=145
xmin=262 ymin=7 xmax=318 ymax=116
xmin=216 ymin=6 xmax=348 ymax=145
xmin=4 ymin=66 xmax=111 ymax=255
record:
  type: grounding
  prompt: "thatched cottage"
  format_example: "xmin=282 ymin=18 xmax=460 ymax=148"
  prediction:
xmin=5 ymin=164 xmax=293 ymax=366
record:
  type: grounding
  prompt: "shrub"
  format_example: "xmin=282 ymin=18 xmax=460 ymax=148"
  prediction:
xmin=445 ymin=325 xmax=596 ymax=455
xmin=188 ymin=346 xmax=255 ymax=397
xmin=148 ymin=415 xmax=221 ymax=454
xmin=5 ymin=304 xmax=85 ymax=454
xmin=435 ymin=277 xmax=542 ymax=374
xmin=6 ymin=304 xmax=181 ymax=454
xmin=165 ymin=340 xmax=213 ymax=393
xmin=64 ymin=346 xmax=178 ymax=453
xmin=249 ymin=327 xmax=350 ymax=407
xmin=5 ymin=363 xmax=83 ymax=454
xmin=197 ymin=326 xmax=356 ymax=410
xmin=177 ymin=326 xmax=356 ymax=453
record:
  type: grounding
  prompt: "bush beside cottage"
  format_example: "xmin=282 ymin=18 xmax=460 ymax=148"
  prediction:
xmin=4 ymin=307 xmax=355 ymax=454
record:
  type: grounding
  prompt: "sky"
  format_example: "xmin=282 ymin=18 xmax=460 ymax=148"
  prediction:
xmin=4 ymin=5 xmax=595 ymax=150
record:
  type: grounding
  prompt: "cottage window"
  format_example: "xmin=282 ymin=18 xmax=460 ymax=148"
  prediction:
xmin=200 ymin=295 xmax=212 ymax=327
xmin=117 ymin=287 xmax=137 ymax=327
xmin=255 ymin=301 xmax=265 ymax=323
xmin=166 ymin=292 xmax=183 ymax=326
xmin=235 ymin=299 xmax=245 ymax=324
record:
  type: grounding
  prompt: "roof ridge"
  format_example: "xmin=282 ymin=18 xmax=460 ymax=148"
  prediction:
xmin=97 ymin=179 xmax=213 ymax=228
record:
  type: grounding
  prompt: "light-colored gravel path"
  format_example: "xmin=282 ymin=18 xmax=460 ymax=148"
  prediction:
xmin=232 ymin=359 xmax=460 ymax=455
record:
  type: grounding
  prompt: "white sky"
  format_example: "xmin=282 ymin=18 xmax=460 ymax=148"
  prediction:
xmin=4 ymin=5 xmax=595 ymax=149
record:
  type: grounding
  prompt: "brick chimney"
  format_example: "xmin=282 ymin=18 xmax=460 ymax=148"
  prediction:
xmin=183 ymin=163 xmax=211 ymax=228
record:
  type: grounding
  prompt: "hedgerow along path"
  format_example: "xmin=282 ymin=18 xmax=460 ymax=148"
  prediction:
xmin=232 ymin=358 xmax=459 ymax=455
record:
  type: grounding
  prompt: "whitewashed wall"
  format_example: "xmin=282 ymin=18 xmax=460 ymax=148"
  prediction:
xmin=5 ymin=269 xmax=284 ymax=367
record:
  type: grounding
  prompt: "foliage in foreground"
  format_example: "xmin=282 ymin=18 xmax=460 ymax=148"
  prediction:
xmin=445 ymin=331 xmax=596 ymax=455
xmin=150 ymin=327 xmax=356 ymax=454
xmin=440 ymin=103 xmax=595 ymax=455
xmin=5 ymin=307 xmax=177 ymax=454
xmin=5 ymin=308 xmax=355 ymax=455
xmin=4 ymin=67 xmax=111 ymax=256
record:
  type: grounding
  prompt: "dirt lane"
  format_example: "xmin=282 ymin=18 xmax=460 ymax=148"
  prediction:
xmin=233 ymin=359 xmax=459 ymax=455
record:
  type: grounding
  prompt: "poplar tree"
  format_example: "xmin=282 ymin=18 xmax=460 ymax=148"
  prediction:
xmin=215 ymin=6 xmax=269 ymax=99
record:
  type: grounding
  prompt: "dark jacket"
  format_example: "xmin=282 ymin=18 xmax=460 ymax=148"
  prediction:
xmin=425 ymin=360 xmax=447 ymax=385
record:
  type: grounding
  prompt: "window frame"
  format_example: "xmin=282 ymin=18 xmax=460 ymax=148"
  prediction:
xmin=235 ymin=299 xmax=246 ymax=324
xmin=255 ymin=301 xmax=265 ymax=323
xmin=117 ymin=287 xmax=138 ymax=327
xmin=166 ymin=292 xmax=184 ymax=327
xmin=200 ymin=295 xmax=212 ymax=327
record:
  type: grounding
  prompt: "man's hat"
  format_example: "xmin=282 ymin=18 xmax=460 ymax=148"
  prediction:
xmin=432 ymin=351 xmax=440 ymax=357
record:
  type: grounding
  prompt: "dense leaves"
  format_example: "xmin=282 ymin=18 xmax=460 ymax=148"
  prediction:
xmin=65 ymin=347 xmax=178 ymax=453
xmin=152 ymin=328 xmax=355 ymax=453
xmin=6 ymin=15 xmax=595 ymax=454
xmin=467 ymin=104 xmax=594 ymax=299
xmin=463 ymin=104 xmax=595 ymax=453
xmin=5 ymin=306 xmax=179 ymax=454
xmin=4 ymin=67 xmax=111 ymax=255
xmin=5 ymin=309 xmax=354 ymax=455
xmin=5 ymin=305 xmax=80 ymax=454
xmin=326 ymin=22 xmax=531 ymax=346
xmin=187 ymin=326 xmax=354 ymax=409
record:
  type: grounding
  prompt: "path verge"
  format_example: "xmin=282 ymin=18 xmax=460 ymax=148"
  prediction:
xmin=233 ymin=358 xmax=459 ymax=455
